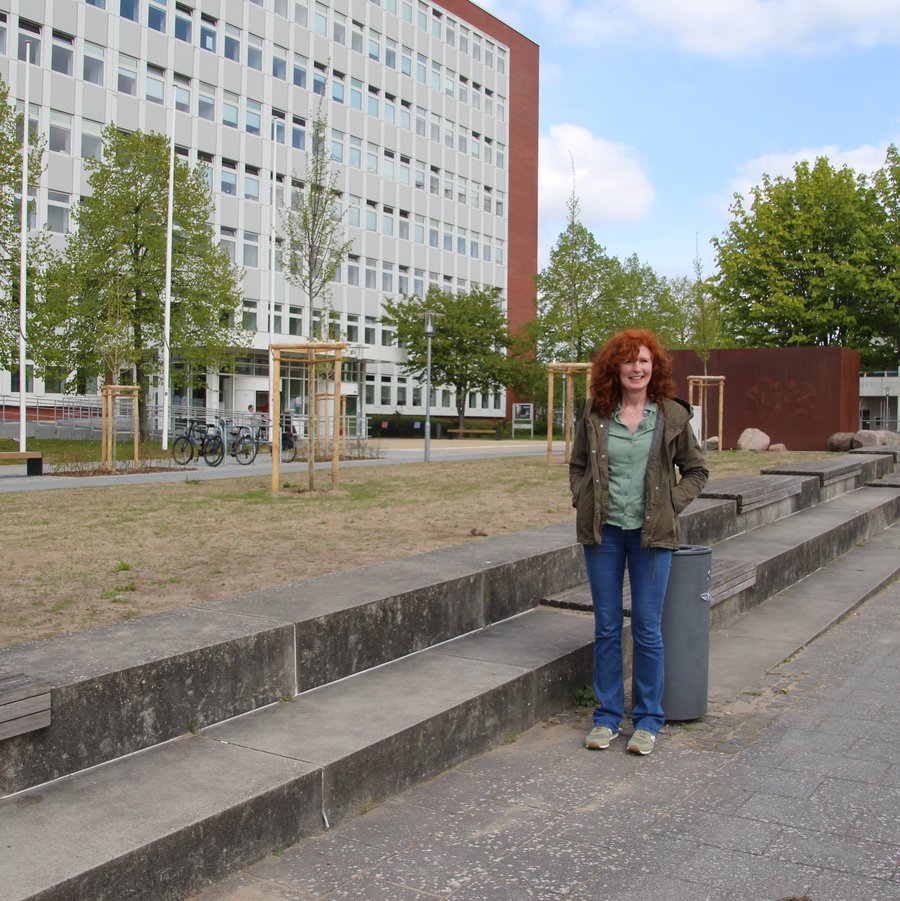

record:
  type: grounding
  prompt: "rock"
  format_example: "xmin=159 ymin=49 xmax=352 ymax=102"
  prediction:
xmin=874 ymin=430 xmax=900 ymax=445
xmin=702 ymin=436 xmax=719 ymax=451
xmin=769 ymin=443 xmax=787 ymax=452
xmin=852 ymin=430 xmax=880 ymax=448
xmin=827 ymin=432 xmax=854 ymax=452
xmin=737 ymin=428 xmax=770 ymax=452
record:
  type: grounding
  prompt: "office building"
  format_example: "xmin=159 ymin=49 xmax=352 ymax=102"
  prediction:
xmin=0 ymin=0 xmax=538 ymax=427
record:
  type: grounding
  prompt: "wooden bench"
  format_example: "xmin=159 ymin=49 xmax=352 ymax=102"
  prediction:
xmin=700 ymin=474 xmax=804 ymax=513
xmin=0 ymin=450 xmax=43 ymax=475
xmin=446 ymin=428 xmax=501 ymax=440
xmin=0 ymin=673 xmax=51 ymax=741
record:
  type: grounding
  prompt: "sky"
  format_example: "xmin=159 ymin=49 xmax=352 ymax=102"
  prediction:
xmin=477 ymin=0 xmax=900 ymax=279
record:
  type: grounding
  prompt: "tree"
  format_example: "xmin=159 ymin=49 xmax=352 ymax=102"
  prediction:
xmin=712 ymin=152 xmax=899 ymax=370
xmin=383 ymin=286 xmax=510 ymax=429
xmin=532 ymin=189 xmax=622 ymax=363
xmin=38 ymin=127 xmax=246 ymax=438
xmin=279 ymin=114 xmax=352 ymax=341
xmin=0 ymin=75 xmax=48 ymax=369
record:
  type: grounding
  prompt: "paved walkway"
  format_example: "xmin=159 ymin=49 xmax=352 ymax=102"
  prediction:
xmin=0 ymin=438 xmax=560 ymax=493
xmin=191 ymin=579 xmax=900 ymax=901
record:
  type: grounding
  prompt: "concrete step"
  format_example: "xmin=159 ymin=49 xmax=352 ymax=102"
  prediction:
xmin=3 ymin=454 xmax=893 ymax=798
xmin=4 ymin=513 xmax=898 ymax=901
xmin=1 ymin=464 xmax=897 ymax=900
xmin=1 ymin=606 xmax=591 ymax=901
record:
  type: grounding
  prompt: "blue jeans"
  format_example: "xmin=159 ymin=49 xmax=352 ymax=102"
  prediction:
xmin=584 ymin=525 xmax=673 ymax=734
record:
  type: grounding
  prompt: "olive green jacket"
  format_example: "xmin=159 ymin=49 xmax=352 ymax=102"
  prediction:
xmin=568 ymin=397 xmax=709 ymax=549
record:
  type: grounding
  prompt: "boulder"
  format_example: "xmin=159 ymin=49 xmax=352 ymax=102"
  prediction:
xmin=874 ymin=430 xmax=900 ymax=445
xmin=827 ymin=432 xmax=854 ymax=452
xmin=737 ymin=428 xmax=770 ymax=452
xmin=769 ymin=443 xmax=787 ymax=452
xmin=702 ymin=436 xmax=719 ymax=451
xmin=852 ymin=430 xmax=880 ymax=448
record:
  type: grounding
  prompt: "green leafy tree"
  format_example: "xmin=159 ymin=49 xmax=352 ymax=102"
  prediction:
xmin=38 ymin=127 xmax=246 ymax=438
xmin=383 ymin=286 xmax=510 ymax=429
xmin=279 ymin=114 xmax=352 ymax=341
xmin=532 ymin=190 xmax=622 ymax=363
xmin=712 ymin=152 xmax=899 ymax=370
xmin=0 ymin=75 xmax=48 ymax=369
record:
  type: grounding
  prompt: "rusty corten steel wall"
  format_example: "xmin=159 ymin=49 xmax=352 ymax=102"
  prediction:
xmin=668 ymin=347 xmax=860 ymax=451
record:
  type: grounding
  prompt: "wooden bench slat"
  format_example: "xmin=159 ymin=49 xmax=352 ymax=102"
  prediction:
xmin=0 ymin=710 xmax=52 ymax=742
xmin=0 ymin=673 xmax=52 ymax=705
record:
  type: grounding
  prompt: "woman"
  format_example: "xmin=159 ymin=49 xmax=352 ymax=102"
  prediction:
xmin=569 ymin=329 xmax=708 ymax=755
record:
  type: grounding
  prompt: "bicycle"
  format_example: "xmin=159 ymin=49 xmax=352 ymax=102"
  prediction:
xmin=254 ymin=416 xmax=298 ymax=464
xmin=229 ymin=424 xmax=258 ymax=466
xmin=172 ymin=419 xmax=225 ymax=467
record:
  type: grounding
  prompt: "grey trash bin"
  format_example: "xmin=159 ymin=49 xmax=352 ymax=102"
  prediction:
xmin=661 ymin=544 xmax=712 ymax=721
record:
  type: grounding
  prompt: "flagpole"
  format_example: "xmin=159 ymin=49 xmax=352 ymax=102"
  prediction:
xmin=18 ymin=41 xmax=32 ymax=452
xmin=161 ymin=100 xmax=175 ymax=449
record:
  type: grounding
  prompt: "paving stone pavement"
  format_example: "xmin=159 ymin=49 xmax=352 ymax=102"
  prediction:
xmin=192 ymin=580 xmax=900 ymax=901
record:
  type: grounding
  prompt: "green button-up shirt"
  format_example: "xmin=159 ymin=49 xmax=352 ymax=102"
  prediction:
xmin=606 ymin=402 xmax=657 ymax=529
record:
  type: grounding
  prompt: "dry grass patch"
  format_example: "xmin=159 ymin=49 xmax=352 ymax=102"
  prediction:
xmin=0 ymin=449 xmax=832 ymax=648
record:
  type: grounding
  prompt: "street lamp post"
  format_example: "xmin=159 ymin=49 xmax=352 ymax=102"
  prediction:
xmin=422 ymin=309 xmax=438 ymax=463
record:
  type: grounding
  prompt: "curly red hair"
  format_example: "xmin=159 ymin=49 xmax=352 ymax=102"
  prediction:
xmin=590 ymin=329 xmax=676 ymax=417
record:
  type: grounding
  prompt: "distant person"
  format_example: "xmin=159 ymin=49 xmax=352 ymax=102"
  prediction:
xmin=247 ymin=404 xmax=263 ymax=439
xmin=569 ymin=329 xmax=708 ymax=756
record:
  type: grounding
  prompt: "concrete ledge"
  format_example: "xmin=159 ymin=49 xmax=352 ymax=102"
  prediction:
xmin=1 ymin=607 xmax=591 ymax=901
xmin=849 ymin=444 xmax=900 ymax=464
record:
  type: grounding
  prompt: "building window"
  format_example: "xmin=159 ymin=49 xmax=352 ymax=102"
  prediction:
xmin=0 ymin=13 xmax=6 ymax=56
xmin=174 ymin=73 xmax=190 ymax=112
xmin=293 ymin=53 xmax=307 ymax=88
xmin=224 ymin=24 xmax=240 ymax=61
xmin=81 ymin=119 xmax=103 ymax=159
xmin=244 ymin=167 xmax=260 ymax=201
xmin=332 ymin=71 xmax=345 ymax=103
xmin=313 ymin=64 xmax=326 ymax=96
xmin=246 ymin=99 xmax=261 ymax=135
xmin=273 ymin=46 xmax=287 ymax=79
xmin=51 ymin=32 xmax=74 ymax=75
xmin=198 ymin=83 xmax=215 ymax=120
xmin=346 ymin=255 xmax=359 ymax=285
xmin=242 ymin=300 xmax=258 ymax=332
xmin=223 ymin=91 xmax=239 ymax=128
xmin=244 ymin=232 xmax=259 ymax=267
xmin=146 ymin=64 xmax=165 ymax=103
xmin=49 ymin=111 xmax=72 ymax=153
xmin=368 ymin=30 xmax=380 ymax=61
xmin=351 ymin=19 xmax=363 ymax=53
xmin=83 ymin=41 xmax=104 ymax=84
xmin=350 ymin=78 xmax=363 ymax=111
xmin=324 ymin=10 xmax=342 ymax=43
xmin=367 ymin=87 xmax=379 ymax=117
xmin=247 ymin=33 xmax=263 ymax=70
xmin=85 ymin=0 xmax=106 ymax=8
xmin=174 ymin=4 xmax=192 ymax=42
xmin=272 ymin=110 xmax=286 ymax=143
xmin=331 ymin=128 xmax=344 ymax=162
xmin=220 ymin=227 xmax=236 ymax=262
xmin=291 ymin=116 xmax=306 ymax=150
xmin=385 ymin=36 xmax=396 ymax=68
xmin=47 ymin=190 xmax=70 ymax=233
xmin=314 ymin=2 xmax=327 ymax=35
xmin=118 ymin=54 xmax=138 ymax=95
xmin=18 ymin=21 xmax=42 ymax=65
xmin=200 ymin=15 xmax=217 ymax=52
xmin=221 ymin=160 xmax=237 ymax=195
xmin=119 ymin=0 xmax=139 ymax=24
xmin=294 ymin=1 xmax=308 ymax=27
xmin=148 ymin=0 xmax=166 ymax=33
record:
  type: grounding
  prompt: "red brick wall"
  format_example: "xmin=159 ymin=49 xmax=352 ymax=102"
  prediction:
xmin=668 ymin=347 xmax=860 ymax=451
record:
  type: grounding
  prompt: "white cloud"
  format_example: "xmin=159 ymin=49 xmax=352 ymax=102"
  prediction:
xmin=725 ymin=141 xmax=893 ymax=204
xmin=539 ymin=124 xmax=654 ymax=227
xmin=483 ymin=0 xmax=900 ymax=56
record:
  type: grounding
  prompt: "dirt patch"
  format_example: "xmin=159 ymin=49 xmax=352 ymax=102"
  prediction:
xmin=0 ymin=448 xmax=830 ymax=649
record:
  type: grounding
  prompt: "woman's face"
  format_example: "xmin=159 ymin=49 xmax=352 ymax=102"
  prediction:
xmin=618 ymin=345 xmax=653 ymax=394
